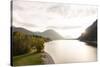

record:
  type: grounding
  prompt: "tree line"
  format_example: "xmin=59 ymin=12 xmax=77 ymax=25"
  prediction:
xmin=12 ymin=32 xmax=50 ymax=56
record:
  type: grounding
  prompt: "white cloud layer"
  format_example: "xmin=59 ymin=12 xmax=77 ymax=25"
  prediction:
xmin=12 ymin=0 xmax=97 ymax=38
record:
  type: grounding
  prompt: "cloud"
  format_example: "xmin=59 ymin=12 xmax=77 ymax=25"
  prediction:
xmin=46 ymin=26 xmax=81 ymax=29
xmin=47 ymin=4 xmax=70 ymax=16
xmin=47 ymin=4 xmax=97 ymax=18
xmin=13 ymin=1 xmax=97 ymax=33
xmin=13 ymin=17 xmax=37 ymax=27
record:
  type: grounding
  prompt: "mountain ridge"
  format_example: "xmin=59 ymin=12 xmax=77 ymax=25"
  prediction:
xmin=12 ymin=26 xmax=64 ymax=40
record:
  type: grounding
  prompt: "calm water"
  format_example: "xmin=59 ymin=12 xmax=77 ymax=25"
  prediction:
xmin=44 ymin=40 xmax=97 ymax=64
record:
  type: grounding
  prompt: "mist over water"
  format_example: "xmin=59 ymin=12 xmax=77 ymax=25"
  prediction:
xmin=44 ymin=40 xmax=97 ymax=63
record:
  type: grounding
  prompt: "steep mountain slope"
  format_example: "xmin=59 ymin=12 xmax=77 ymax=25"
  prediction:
xmin=79 ymin=20 xmax=97 ymax=41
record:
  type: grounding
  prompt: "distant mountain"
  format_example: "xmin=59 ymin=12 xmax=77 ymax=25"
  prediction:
xmin=34 ymin=29 xmax=64 ymax=40
xmin=12 ymin=26 xmax=64 ymax=40
xmin=78 ymin=20 xmax=97 ymax=41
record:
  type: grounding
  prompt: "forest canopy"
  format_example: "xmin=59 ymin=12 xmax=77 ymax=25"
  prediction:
xmin=12 ymin=31 xmax=50 ymax=56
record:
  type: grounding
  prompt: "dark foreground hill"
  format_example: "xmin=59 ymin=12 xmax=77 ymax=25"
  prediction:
xmin=78 ymin=20 xmax=97 ymax=47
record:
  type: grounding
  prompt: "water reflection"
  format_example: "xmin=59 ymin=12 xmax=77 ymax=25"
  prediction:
xmin=44 ymin=40 xmax=97 ymax=64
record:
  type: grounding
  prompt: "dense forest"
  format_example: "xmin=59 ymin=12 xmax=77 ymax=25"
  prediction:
xmin=12 ymin=31 xmax=50 ymax=56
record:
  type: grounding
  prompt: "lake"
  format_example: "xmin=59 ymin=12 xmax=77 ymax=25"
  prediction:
xmin=44 ymin=40 xmax=97 ymax=64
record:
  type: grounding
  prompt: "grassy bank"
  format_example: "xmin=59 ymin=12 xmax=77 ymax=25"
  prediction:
xmin=13 ymin=52 xmax=43 ymax=66
xmin=12 ymin=31 xmax=51 ymax=66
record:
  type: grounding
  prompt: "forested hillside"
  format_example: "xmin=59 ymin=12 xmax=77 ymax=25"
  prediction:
xmin=12 ymin=31 xmax=50 ymax=56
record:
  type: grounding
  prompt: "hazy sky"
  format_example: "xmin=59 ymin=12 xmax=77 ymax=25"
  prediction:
xmin=13 ymin=0 xmax=97 ymax=38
